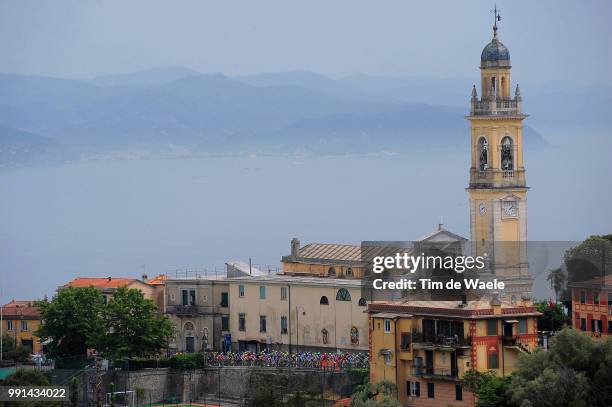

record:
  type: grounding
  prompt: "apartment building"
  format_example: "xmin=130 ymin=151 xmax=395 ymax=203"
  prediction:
xmin=1 ymin=300 xmax=43 ymax=354
xmin=569 ymin=275 xmax=612 ymax=336
xmin=368 ymin=297 xmax=539 ymax=407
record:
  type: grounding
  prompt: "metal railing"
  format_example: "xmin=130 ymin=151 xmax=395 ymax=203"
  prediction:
xmin=412 ymin=366 xmax=458 ymax=378
xmin=411 ymin=332 xmax=472 ymax=347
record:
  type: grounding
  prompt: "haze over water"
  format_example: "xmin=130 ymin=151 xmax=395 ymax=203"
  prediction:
xmin=1 ymin=131 xmax=610 ymax=301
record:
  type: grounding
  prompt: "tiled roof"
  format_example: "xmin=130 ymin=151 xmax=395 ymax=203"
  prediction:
xmin=291 ymin=242 xmax=411 ymax=263
xmin=568 ymin=274 xmax=612 ymax=288
xmin=65 ymin=277 xmax=138 ymax=289
xmin=148 ymin=274 xmax=167 ymax=285
xmin=368 ymin=300 xmax=539 ymax=319
xmin=1 ymin=300 xmax=41 ymax=319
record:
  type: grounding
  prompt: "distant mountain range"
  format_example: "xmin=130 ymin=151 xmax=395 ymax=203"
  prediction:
xmin=1 ymin=66 xmax=608 ymax=165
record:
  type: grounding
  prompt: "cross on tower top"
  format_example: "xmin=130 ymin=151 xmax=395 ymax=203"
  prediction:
xmin=491 ymin=4 xmax=502 ymax=37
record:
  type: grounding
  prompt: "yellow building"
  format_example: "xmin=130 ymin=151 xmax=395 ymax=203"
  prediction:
xmin=1 ymin=300 xmax=43 ymax=355
xmin=466 ymin=14 xmax=532 ymax=301
xmin=227 ymin=275 xmax=369 ymax=352
xmin=368 ymin=298 xmax=539 ymax=407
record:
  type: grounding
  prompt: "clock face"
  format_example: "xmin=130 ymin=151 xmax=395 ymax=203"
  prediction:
xmin=502 ymin=201 xmax=518 ymax=218
xmin=479 ymin=202 xmax=486 ymax=216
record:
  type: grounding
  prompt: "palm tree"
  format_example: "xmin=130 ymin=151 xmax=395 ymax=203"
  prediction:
xmin=547 ymin=267 xmax=566 ymax=302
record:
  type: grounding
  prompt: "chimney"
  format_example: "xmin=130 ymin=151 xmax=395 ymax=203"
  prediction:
xmin=107 ymin=276 xmax=112 ymax=282
xmin=142 ymin=274 xmax=148 ymax=282
xmin=291 ymin=238 xmax=300 ymax=258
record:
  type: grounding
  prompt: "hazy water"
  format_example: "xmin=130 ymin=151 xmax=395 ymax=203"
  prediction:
xmin=1 ymin=133 xmax=611 ymax=301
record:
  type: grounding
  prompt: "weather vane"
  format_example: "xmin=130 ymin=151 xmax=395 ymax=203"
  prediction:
xmin=491 ymin=4 xmax=502 ymax=36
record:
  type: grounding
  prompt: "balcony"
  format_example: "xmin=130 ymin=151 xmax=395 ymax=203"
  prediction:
xmin=166 ymin=304 xmax=214 ymax=316
xmin=412 ymin=366 xmax=459 ymax=380
xmin=411 ymin=332 xmax=472 ymax=350
xmin=470 ymin=97 xmax=523 ymax=117
xmin=470 ymin=168 xmax=526 ymax=188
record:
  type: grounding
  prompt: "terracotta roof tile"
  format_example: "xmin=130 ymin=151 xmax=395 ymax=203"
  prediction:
xmin=1 ymin=300 xmax=41 ymax=319
xmin=65 ymin=277 xmax=137 ymax=289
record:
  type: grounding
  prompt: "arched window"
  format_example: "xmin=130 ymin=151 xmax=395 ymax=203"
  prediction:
xmin=346 ymin=267 xmax=354 ymax=277
xmin=358 ymin=298 xmax=367 ymax=307
xmin=478 ymin=137 xmax=488 ymax=171
xmin=321 ymin=329 xmax=329 ymax=344
xmin=350 ymin=327 xmax=359 ymax=345
xmin=320 ymin=296 xmax=329 ymax=305
xmin=501 ymin=137 xmax=514 ymax=171
xmin=336 ymin=288 xmax=351 ymax=301
xmin=328 ymin=267 xmax=336 ymax=277
xmin=184 ymin=321 xmax=194 ymax=331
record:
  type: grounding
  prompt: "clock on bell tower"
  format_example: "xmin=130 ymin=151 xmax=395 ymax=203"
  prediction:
xmin=466 ymin=10 xmax=533 ymax=300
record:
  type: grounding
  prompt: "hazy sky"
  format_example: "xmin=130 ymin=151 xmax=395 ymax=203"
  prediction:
xmin=1 ymin=0 xmax=610 ymax=84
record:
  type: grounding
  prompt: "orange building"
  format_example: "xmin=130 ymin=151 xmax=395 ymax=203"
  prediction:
xmin=569 ymin=275 xmax=612 ymax=336
xmin=368 ymin=298 xmax=539 ymax=407
xmin=62 ymin=276 xmax=162 ymax=309
xmin=1 ymin=300 xmax=43 ymax=354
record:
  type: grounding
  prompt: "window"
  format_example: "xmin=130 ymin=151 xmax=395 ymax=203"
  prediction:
xmin=478 ymin=137 xmax=489 ymax=171
xmin=281 ymin=316 xmax=288 ymax=334
xmin=336 ymin=288 xmax=351 ymax=301
xmin=184 ymin=321 xmax=194 ymax=331
xmin=608 ymin=292 xmax=612 ymax=306
xmin=220 ymin=292 xmax=229 ymax=307
xmin=328 ymin=267 xmax=336 ymax=277
xmin=580 ymin=318 xmax=586 ymax=331
xmin=320 ymin=296 xmax=329 ymax=305
xmin=259 ymin=286 xmax=266 ymax=299
xmin=358 ymin=298 xmax=367 ymax=307
xmin=384 ymin=319 xmax=392 ymax=333
xmin=501 ymin=136 xmax=513 ymax=170
xmin=488 ymin=352 xmax=499 ymax=369
xmin=239 ymin=313 xmax=246 ymax=331
xmin=455 ymin=384 xmax=463 ymax=401
xmin=7 ymin=320 xmax=13 ymax=331
xmin=346 ymin=267 xmax=353 ymax=277
xmin=594 ymin=291 xmax=600 ymax=304
xmin=350 ymin=327 xmax=359 ymax=345
xmin=239 ymin=285 xmax=245 ymax=298
xmin=21 ymin=321 xmax=28 ymax=331
xmin=591 ymin=319 xmax=602 ymax=333
xmin=182 ymin=289 xmax=196 ymax=305
xmin=518 ymin=318 xmax=528 ymax=334
xmin=401 ymin=333 xmax=411 ymax=350
xmin=384 ymin=353 xmax=391 ymax=366
xmin=608 ymin=320 xmax=612 ymax=334
xmin=487 ymin=319 xmax=497 ymax=335
xmin=407 ymin=381 xmax=420 ymax=397
xmin=580 ymin=291 xmax=586 ymax=304
xmin=260 ymin=315 xmax=267 ymax=332
xmin=427 ymin=382 xmax=435 ymax=398
xmin=221 ymin=316 xmax=229 ymax=331
xmin=280 ymin=287 xmax=287 ymax=301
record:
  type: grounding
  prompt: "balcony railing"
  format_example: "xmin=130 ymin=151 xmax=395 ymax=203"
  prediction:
xmin=412 ymin=366 xmax=458 ymax=379
xmin=411 ymin=332 xmax=472 ymax=348
xmin=166 ymin=304 xmax=216 ymax=315
xmin=470 ymin=97 xmax=522 ymax=116
xmin=470 ymin=169 xmax=526 ymax=188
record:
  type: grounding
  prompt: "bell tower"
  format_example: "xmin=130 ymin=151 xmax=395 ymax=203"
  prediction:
xmin=467 ymin=8 xmax=532 ymax=301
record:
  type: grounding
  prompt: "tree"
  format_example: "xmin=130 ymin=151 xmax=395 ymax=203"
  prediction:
xmin=36 ymin=286 xmax=106 ymax=357
xmin=350 ymin=380 xmax=400 ymax=407
xmin=99 ymin=286 xmax=172 ymax=359
xmin=1 ymin=369 xmax=60 ymax=407
xmin=461 ymin=370 xmax=513 ymax=407
xmin=546 ymin=267 xmax=566 ymax=302
xmin=534 ymin=301 xmax=569 ymax=332
xmin=507 ymin=327 xmax=612 ymax=407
